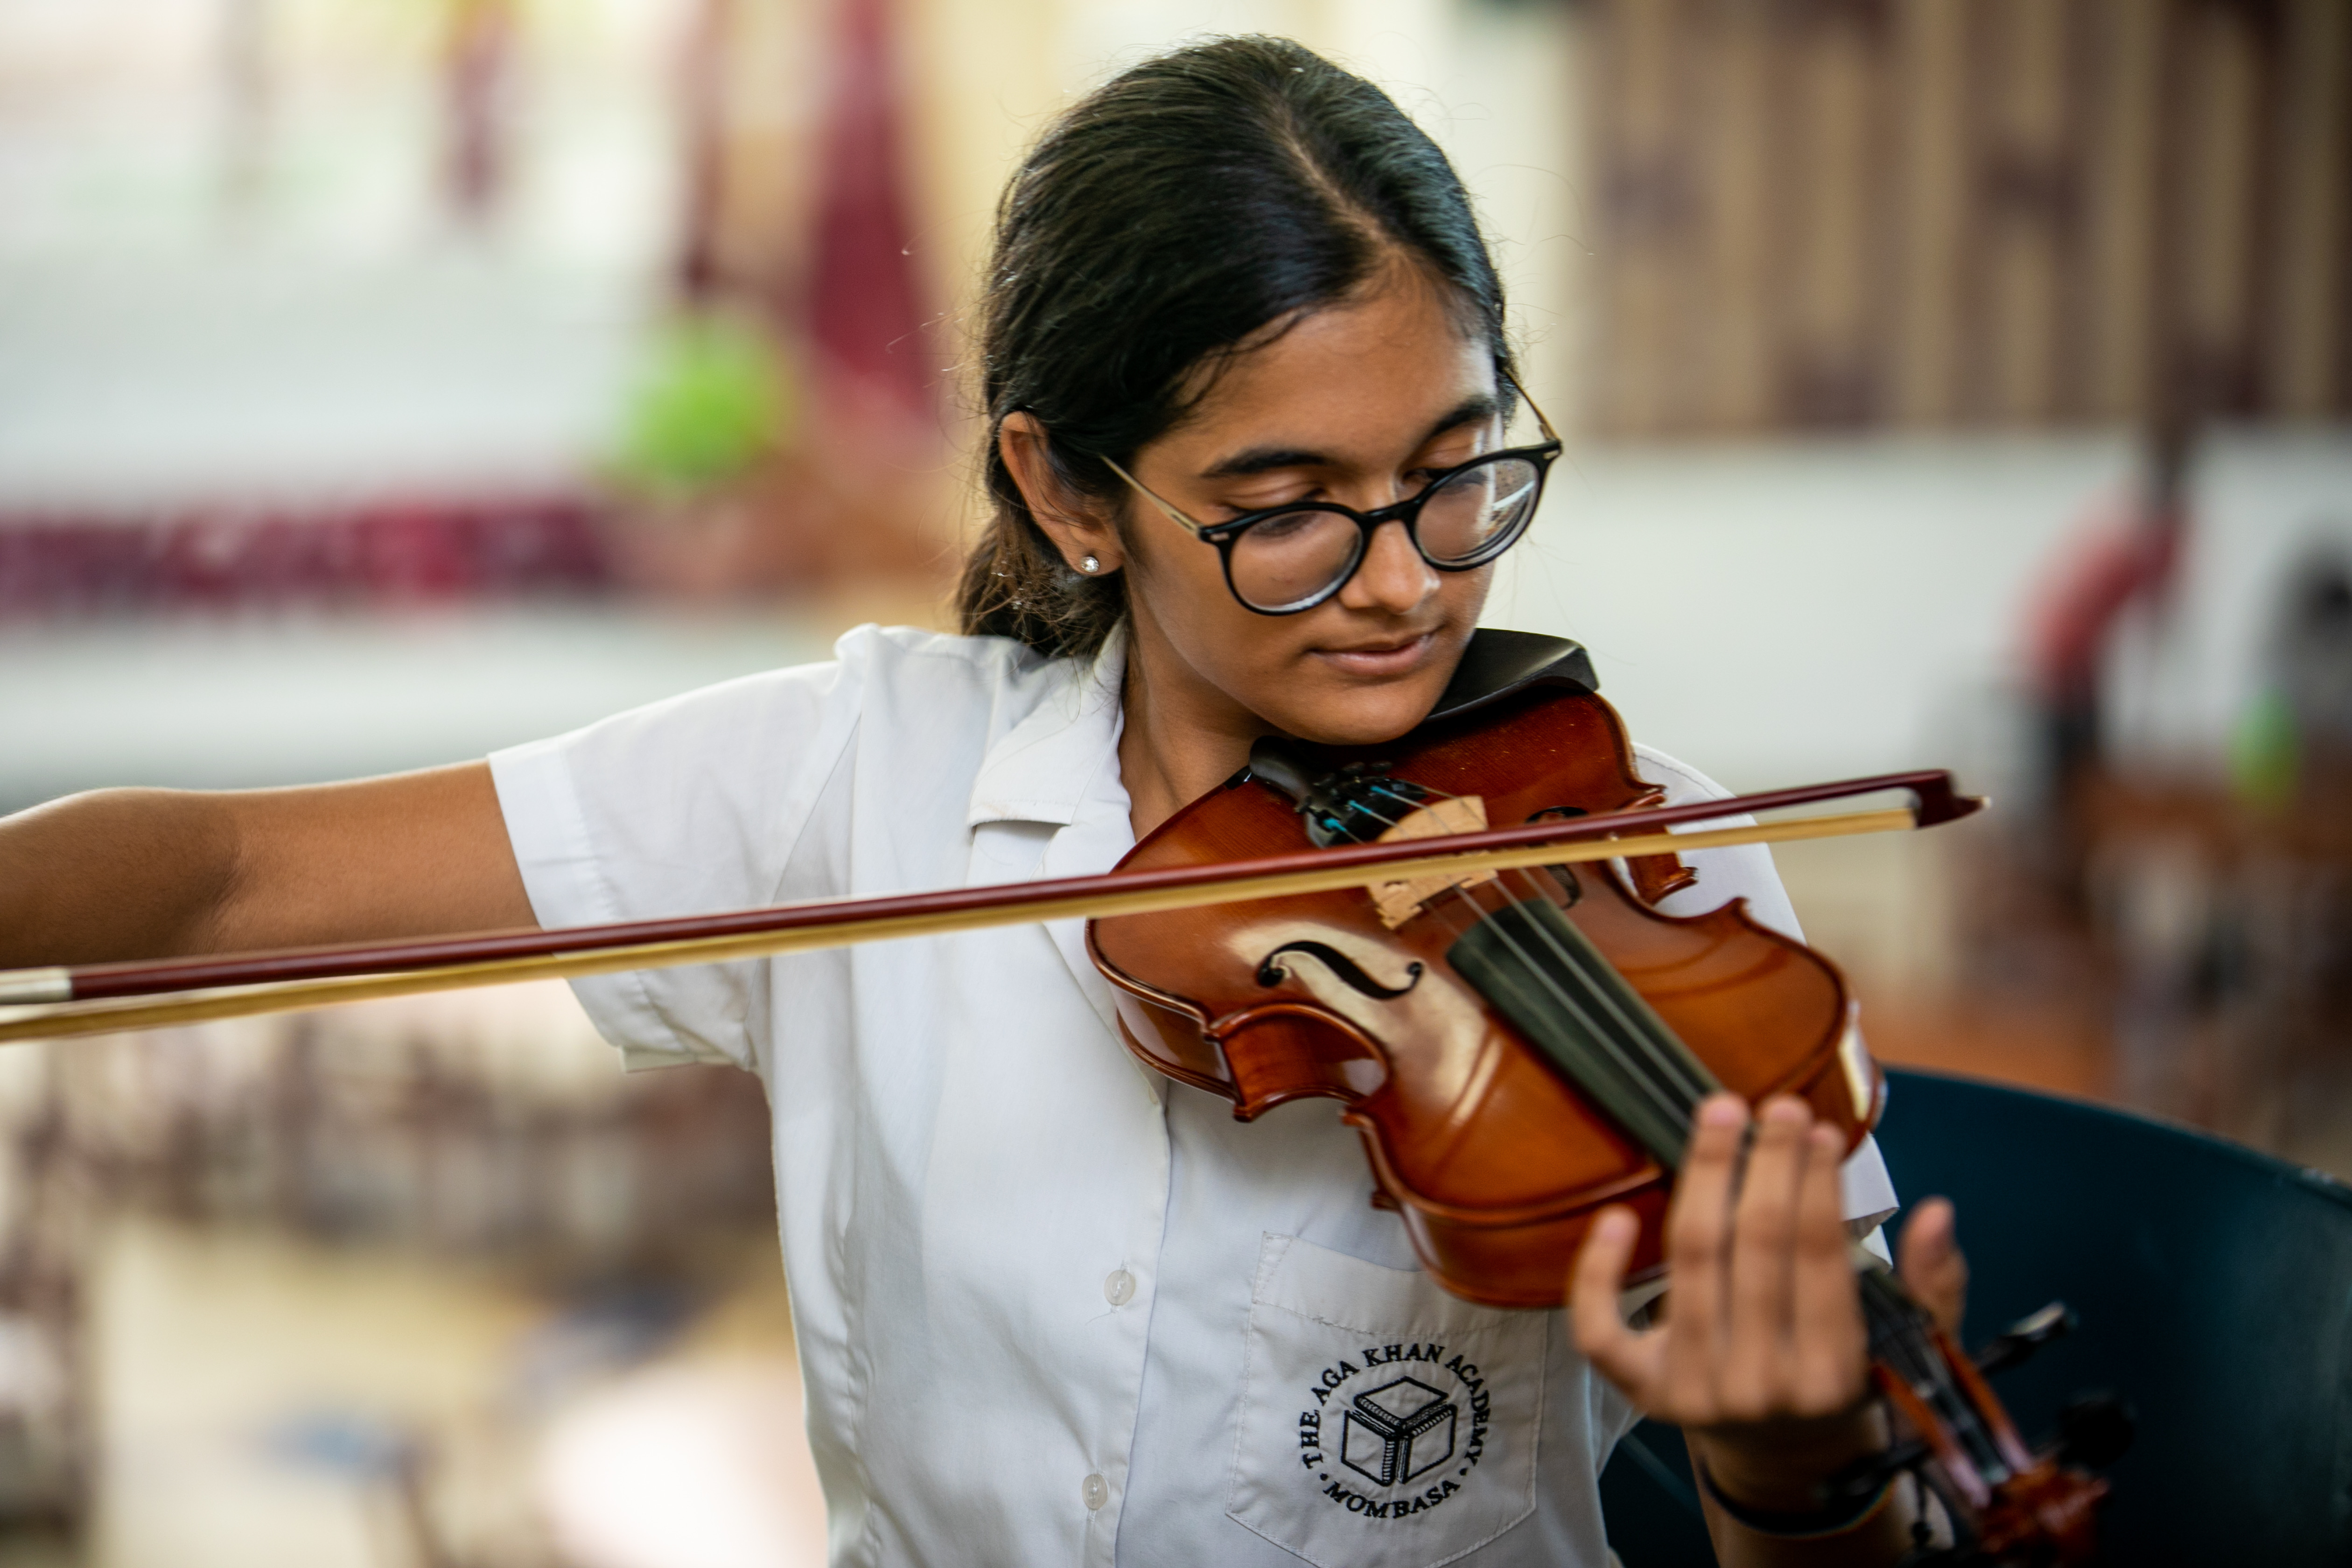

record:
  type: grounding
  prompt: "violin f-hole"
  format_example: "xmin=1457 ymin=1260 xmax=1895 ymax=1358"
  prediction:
xmin=1257 ymin=941 xmax=1424 ymax=999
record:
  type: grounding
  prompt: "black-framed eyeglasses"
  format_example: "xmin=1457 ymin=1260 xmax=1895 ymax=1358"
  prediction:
xmin=1099 ymin=375 xmax=1561 ymax=616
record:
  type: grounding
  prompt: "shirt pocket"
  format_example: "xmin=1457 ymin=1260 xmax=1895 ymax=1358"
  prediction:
xmin=1227 ymin=1232 xmax=1547 ymax=1568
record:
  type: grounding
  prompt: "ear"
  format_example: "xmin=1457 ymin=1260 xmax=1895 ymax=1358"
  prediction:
xmin=998 ymin=413 xmax=1126 ymax=576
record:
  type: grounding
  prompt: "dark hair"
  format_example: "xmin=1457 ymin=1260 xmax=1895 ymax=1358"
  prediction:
xmin=956 ymin=35 xmax=1512 ymax=658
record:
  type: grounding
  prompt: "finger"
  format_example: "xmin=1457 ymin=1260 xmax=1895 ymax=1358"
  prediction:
xmin=1788 ymin=1121 xmax=1869 ymax=1415
xmin=1661 ymin=1094 xmax=1747 ymax=1415
xmin=1719 ymin=1096 xmax=1811 ymax=1417
xmin=1570 ymin=1207 xmax=1663 ymax=1404
xmin=1897 ymin=1196 xmax=1968 ymax=1337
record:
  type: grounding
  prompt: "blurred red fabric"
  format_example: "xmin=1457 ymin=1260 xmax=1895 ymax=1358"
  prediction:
xmin=0 ymin=499 xmax=609 ymax=616
xmin=802 ymin=0 xmax=931 ymax=427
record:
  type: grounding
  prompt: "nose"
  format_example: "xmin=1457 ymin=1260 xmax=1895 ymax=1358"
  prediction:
xmin=1335 ymin=515 xmax=1439 ymax=616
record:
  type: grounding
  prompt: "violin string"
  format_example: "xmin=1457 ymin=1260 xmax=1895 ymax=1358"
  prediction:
xmin=1358 ymin=781 xmax=1714 ymax=1121
xmin=1348 ymin=784 xmax=1710 ymax=1154
xmin=1433 ymin=878 xmax=1708 ymax=1155
xmin=1355 ymin=781 xmax=1709 ymax=1141
xmin=1473 ymin=870 xmax=1714 ymax=1120
xmin=1362 ymin=777 xmax=1571 ymax=917
xmin=1864 ymin=1252 xmax=2011 ymax=1482
xmin=1862 ymin=1272 xmax=2004 ymax=1482
xmin=1362 ymin=775 xmax=1617 ymax=925
xmin=1355 ymin=779 xmax=1564 ymax=919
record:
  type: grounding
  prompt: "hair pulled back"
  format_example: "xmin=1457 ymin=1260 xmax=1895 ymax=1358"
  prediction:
xmin=956 ymin=35 xmax=1511 ymax=658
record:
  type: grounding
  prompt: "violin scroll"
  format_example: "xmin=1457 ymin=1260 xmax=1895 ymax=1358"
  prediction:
xmin=1823 ymin=1291 xmax=2127 ymax=1566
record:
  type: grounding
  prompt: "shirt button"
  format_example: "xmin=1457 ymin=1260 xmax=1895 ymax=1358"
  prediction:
xmin=1082 ymin=1473 xmax=1109 ymax=1511
xmin=1103 ymin=1268 xmax=1136 ymax=1307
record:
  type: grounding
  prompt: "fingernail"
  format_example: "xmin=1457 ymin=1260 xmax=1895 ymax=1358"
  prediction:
xmin=1593 ymin=1207 xmax=1637 ymax=1243
xmin=1808 ymin=1123 xmax=1843 ymax=1152
xmin=1759 ymin=1095 xmax=1810 ymax=1125
xmin=1697 ymin=1094 xmax=1747 ymax=1128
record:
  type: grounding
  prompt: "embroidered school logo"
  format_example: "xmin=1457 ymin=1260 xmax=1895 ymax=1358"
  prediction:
xmin=1294 ymin=1342 xmax=1497 ymax=1521
xmin=1340 ymin=1375 xmax=1454 ymax=1485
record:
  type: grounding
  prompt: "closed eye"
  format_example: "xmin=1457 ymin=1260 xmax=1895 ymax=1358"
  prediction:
xmin=1240 ymin=506 xmax=1331 ymax=540
xmin=1218 ymin=487 xmax=1327 ymax=519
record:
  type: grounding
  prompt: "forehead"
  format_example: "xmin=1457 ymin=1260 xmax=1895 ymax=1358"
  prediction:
xmin=1159 ymin=273 xmax=1495 ymax=466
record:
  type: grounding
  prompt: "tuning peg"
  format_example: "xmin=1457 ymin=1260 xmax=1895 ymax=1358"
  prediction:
xmin=1974 ymin=1300 xmax=2076 ymax=1375
xmin=2056 ymin=1392 xmax=2135 ymax=1471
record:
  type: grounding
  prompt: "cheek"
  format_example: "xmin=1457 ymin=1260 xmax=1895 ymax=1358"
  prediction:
xmin=1441 ymin=563 xmax=1495 ymax=622
xmin=1127 ymin=533 xmax=1326 ymax=704
xmin=1131 ymin=530 xmax=1252 ymax=640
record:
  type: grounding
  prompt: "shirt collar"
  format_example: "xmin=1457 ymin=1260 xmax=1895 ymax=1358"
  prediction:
xmin=966 ymin=624 xmax=1128 ymax=828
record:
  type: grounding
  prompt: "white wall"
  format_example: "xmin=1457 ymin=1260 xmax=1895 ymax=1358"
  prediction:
xmin=0 ymin=609 xmax=831 ymax=813
xmin=1486 ymin=428 xmax=2352 ymax=793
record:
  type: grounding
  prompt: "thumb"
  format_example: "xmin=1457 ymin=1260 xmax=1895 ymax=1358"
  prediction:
xmin=1897 ymin=1197 xmax=1967 ymax=1338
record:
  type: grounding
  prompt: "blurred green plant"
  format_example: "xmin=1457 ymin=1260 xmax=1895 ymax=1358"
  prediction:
xmin=612 ymin=315 xmax=793 ymax=497
xmin=2230 ymin=687 xmax=2300 ymax=811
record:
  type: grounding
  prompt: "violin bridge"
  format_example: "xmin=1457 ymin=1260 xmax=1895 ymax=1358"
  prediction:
xmin=1367 ymin=795 xmax=1495 ymax=929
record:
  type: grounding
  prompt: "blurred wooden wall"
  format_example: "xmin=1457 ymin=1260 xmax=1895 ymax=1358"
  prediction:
xmin=1585 ymin=0 xmax=2352 ymax=437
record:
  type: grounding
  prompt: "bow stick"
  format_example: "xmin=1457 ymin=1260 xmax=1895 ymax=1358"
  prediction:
xmin=0 ymin=770 xmax=1981 ymax=1045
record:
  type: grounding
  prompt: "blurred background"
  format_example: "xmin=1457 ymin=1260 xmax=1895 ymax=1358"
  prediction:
xmin=0 ymin=0 xmax=2347 ymax=1562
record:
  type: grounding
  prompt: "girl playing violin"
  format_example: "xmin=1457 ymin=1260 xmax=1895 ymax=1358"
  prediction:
xmin=0 ymin=36 xmax=1968 ymax=1567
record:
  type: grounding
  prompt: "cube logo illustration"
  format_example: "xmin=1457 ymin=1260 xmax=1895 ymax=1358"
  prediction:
xmin=1339 ymin=1375 xmax=1458 ymax=1486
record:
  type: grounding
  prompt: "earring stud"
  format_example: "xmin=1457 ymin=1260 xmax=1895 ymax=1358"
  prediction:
xmin=1079 ymin=555 xmax=1101 ymax=574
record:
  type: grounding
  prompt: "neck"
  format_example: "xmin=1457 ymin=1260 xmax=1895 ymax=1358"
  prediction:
xmin=1117 ymin=612 xmax=1275 ymax=841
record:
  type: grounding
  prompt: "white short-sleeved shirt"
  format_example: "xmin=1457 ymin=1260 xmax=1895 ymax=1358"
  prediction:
xmin=490 ymin=624 xmax=1898 ymax=1568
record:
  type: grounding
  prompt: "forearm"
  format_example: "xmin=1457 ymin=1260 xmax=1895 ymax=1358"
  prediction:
xmin=1689 ymin=1416 xmax=1920 ymax=1568
xmin=0 ymin=789 xmax=246 ymax=966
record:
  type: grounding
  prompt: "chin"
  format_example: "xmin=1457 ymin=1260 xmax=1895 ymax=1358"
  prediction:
xmin=1273 ymin=668 xmax=1453 ymax=748
xmin=1279 ymin=621 xmax=1474 ymax=745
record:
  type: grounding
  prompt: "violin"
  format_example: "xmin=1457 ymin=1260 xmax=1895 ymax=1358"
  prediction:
xmin=1086 ymin=630 xmax=2118 ymax=1564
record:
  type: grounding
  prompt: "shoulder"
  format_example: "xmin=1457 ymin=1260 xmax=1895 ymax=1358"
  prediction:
xmin=489 ymin=627 xmax=1068 ymax=879
xmin=1624 ymin=742 xmax=1806 ymax=943
xmin=662 ymin=623 xmax=1046 ymax=714
xmin=555 ymin=625 xmax=1065 ymax=761
xmin=828 ymin=625 xmax=1100 ymax=785
xmin=835 ymin=622 xmax=1036 ymax=681
xmin=1629 ymin=742 xmax=1736 ymax=807
xmin=832 ymin=624 xmax=1075 ymax=724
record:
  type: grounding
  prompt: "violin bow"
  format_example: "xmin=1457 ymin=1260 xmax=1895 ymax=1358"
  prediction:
xmin=0 ymin=770 xmax=1982 ymax=1045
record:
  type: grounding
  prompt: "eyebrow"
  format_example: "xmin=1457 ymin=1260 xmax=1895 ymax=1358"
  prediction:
xmin=1195 ymin=392 xmax=1503 ymax=481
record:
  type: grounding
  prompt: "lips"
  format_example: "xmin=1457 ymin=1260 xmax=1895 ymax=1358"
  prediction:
xmin=1310 ymin=630 xmax=1437 ymax=677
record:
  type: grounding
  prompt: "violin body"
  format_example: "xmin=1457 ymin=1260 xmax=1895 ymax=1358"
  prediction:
xmin=1088 ymin=677 xmax=1883 ymax=1309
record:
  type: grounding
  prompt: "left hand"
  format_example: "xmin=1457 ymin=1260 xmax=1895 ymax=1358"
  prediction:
xmin=1569 ymin=1092 xmax=1964 ymax=1513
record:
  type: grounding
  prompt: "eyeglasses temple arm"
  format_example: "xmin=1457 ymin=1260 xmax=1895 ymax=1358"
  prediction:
xmin=1501 ymin=368 xmax=1561 ymax=448
xmin=1099 ymin=455 xmax=1204 ymax=538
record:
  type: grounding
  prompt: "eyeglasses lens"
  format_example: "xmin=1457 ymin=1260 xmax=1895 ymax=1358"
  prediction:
xmin=1228 ymin=509 xmax=1364 ymax=612
xmin=1225 ymin=455 xmax=1543 ymax=611
xmin=1416 ymin=455 xmax=1542 ymax=565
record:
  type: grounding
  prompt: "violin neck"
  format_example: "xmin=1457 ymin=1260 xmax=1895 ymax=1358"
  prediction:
xmin=1859 ymin=1264 xmax=2014 ymax=1491
xmin=1445 ymin=892 xmax=1719 ymax=1169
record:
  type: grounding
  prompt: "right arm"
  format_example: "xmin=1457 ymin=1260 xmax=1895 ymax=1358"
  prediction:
xmin=0 ymin=762 xmax=536 ymax=969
